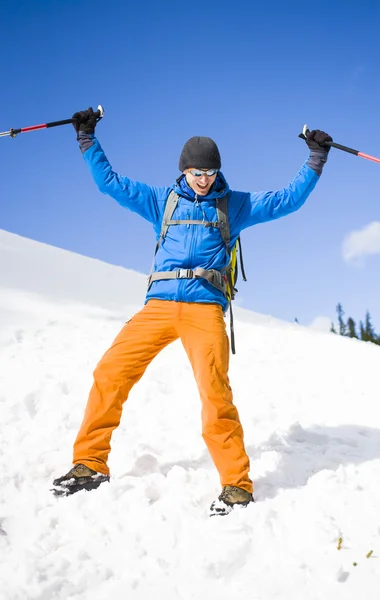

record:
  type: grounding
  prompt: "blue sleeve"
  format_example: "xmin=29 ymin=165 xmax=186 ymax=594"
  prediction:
xmin=236 ymin=161 xmax=320 ymax=231
xmin=81 ymin=137 xmax=167 ymax=226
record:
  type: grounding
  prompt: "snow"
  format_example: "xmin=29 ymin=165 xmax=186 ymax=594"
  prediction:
xmin=0 ymin=227 xmax=379 ymax=600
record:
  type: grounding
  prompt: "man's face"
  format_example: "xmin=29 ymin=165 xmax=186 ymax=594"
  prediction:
xmin=185 ymin=168 xmax=218 ymax=196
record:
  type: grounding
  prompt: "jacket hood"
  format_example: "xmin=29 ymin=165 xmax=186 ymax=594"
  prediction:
xmin=173 ymin=172 xmax=229 ymax=201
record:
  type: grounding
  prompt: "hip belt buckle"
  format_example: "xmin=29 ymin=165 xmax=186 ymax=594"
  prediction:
xmin=177 ymin=269 xmax=194 ymax=278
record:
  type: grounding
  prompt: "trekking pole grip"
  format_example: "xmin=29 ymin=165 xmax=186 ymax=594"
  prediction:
xmin=298 ymin=124 xmax=333 ymax=149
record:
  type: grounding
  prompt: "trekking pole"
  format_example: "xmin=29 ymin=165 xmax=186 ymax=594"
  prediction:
xmin=299 ymin=124 xmax=380 ymax=165
xmin=0 ymin=105 xmax=104 ymax=139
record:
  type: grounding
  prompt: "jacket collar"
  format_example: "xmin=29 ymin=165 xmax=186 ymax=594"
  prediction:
xmin=173 ymin=172 xmax=229 ymax=201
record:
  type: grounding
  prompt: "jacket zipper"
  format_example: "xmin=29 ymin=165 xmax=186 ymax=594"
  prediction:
xmin=180 ymin=194 xmax=201 ymax=301
xmin=188 ymin=194 xmax=199 ymax=271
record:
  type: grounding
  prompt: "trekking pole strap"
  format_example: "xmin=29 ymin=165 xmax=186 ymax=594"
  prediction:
xmin=237 ymin=237 xmax=247 ymax=282
xmin=229 ymin=303 xmax=236 ymax=354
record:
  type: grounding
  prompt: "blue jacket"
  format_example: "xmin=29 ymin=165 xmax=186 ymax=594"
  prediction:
xmin=82 ymin=137 xmax=321 ymax=312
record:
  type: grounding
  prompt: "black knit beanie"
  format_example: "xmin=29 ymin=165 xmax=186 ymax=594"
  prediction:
xmin=179 ymin=136 xmax=221 ymax=172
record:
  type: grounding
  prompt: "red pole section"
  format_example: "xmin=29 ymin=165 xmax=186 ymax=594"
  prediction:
xmin=20 ymin=124 xmax=48 ymax=133
xmin=358 ymin=152 xmax=380 ymax=164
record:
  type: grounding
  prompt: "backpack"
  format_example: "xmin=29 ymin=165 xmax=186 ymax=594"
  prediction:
xmin=147 ymin=191 xmax=247 ymax=353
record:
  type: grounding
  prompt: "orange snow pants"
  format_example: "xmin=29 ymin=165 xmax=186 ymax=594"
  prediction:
xmin=73 ymin=300 xmax=252 ymax=493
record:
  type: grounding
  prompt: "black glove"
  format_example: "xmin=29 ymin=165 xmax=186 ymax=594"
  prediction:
xmin=72 ymin=107 xmax=99 ymax=135
xmin=306 ymin=129 xmax=333 ymax=153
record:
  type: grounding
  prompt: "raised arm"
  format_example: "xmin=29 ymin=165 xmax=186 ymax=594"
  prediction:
xmin=72 ymin=108 xmax=166 ymax=225
xmin=236 ymin=129 xmax=332 ymax=230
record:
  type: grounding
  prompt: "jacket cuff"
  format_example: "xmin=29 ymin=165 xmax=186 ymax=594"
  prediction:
xmin=307 ymin=149 xmax=329 ymax=176
xmin=77 ymin=131 xmax=95 ymax=155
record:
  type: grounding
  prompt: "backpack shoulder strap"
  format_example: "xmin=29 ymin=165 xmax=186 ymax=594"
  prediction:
xmin=160 ymin=190 xmax=180 ymax=240
xmin=148 ymin=190 xmax=179 ymax=278
xmin=215 ymin=195 xmax=231 ymax=255
xmin=150 ymin=190 xmax=180 ymax=259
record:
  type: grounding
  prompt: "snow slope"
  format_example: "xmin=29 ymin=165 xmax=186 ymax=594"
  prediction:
xmin=0 ymin=228 xmax=379 ymax=600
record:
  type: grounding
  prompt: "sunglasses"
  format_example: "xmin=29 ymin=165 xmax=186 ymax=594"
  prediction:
xmin=188 ymin=168 xmax=218 ymax=177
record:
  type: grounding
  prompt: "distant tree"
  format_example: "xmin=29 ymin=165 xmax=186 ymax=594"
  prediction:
xmin=364 ymin=311 xmax=376 ymax=343
xmin=331 ymin=305 xmax=380 ymax=346
xmin=346 ymin=317 xmax=358 ymax=339
xmin=336 ymin=303 xmax=347 ymax=336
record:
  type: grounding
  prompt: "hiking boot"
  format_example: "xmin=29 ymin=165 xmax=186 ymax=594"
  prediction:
xmin=209 ymin=485 xmax=254 ymax=517
xmin=51 ymin=463 xmax=110 ymax=497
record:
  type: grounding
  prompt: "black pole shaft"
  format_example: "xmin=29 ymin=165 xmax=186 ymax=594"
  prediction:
xmin=45 ymin=118 xmax=74 ymax=128
xmin=322 ymin=140 xmax=359 ymax=156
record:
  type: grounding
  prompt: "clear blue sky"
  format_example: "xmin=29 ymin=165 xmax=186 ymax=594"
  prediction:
xmin=1 ymin=0 xmax=379 ymax=330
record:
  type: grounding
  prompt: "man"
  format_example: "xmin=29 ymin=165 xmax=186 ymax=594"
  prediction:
xmin=52 ymin=107 xmax=332 ymax=516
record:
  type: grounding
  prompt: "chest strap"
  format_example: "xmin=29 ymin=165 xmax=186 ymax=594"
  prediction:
xmin=164 ymin=219 xmax=221 ymax=228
